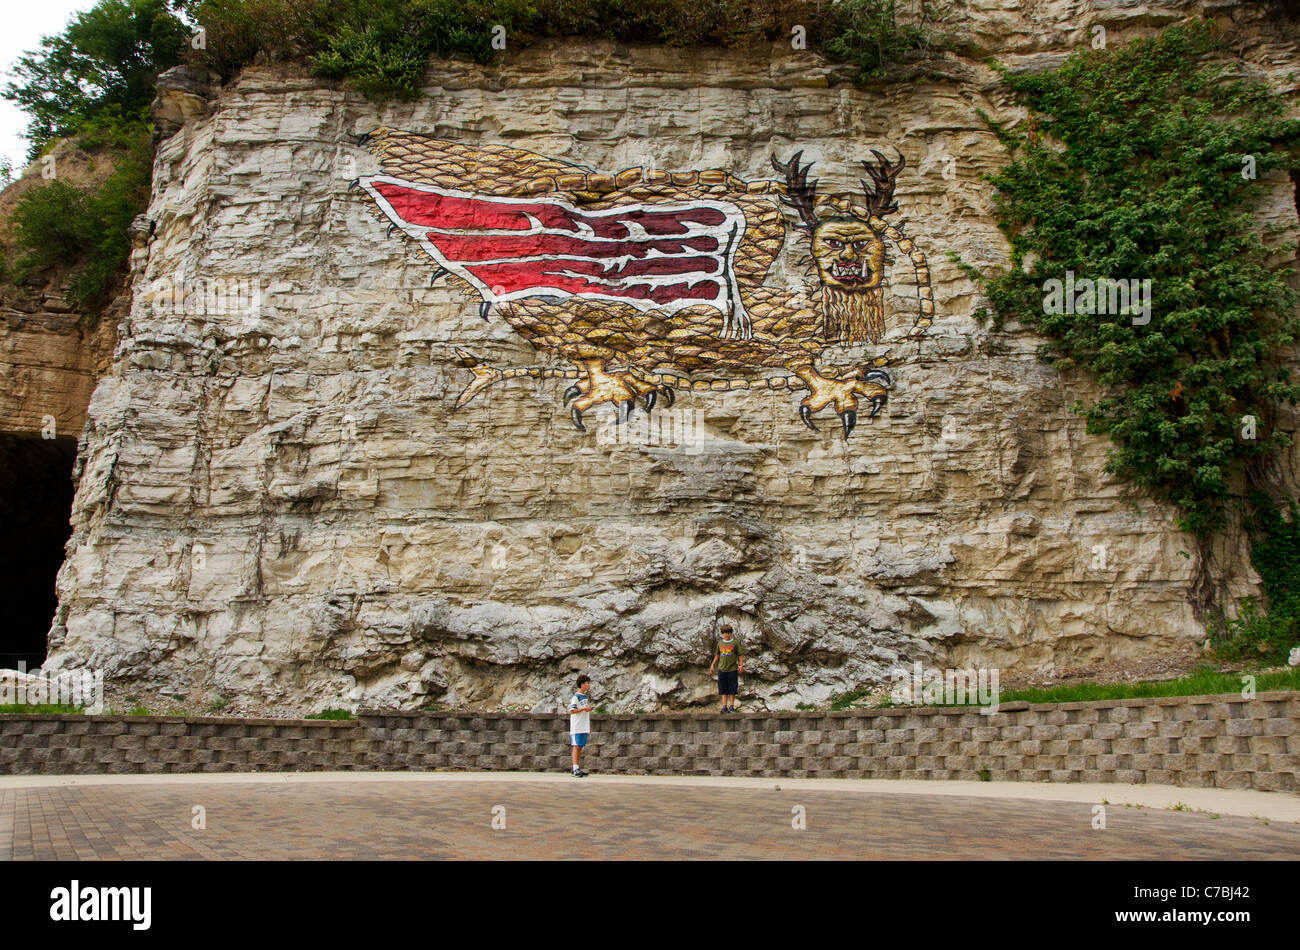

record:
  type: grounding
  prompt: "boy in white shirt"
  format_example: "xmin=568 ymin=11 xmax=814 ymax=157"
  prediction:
xmin=567 ymin=675 xmax=594 ymax=777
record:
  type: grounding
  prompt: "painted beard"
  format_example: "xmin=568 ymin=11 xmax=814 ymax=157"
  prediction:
xmin=821 ymin=283 xmax=885 ymax=345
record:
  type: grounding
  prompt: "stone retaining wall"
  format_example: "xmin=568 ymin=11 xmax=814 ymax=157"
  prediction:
xmin=3 ymin=692 xmax=1297 ymax=791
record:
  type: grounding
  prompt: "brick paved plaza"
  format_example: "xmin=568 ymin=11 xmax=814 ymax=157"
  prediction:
xmin=3 ymin=774 xmax=1298 ymax=860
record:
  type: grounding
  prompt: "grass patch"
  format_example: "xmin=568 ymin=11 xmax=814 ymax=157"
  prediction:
xmin=0 ymin=703 xmax=83 ymax=714
xmin=829 ymin=687 xmax=875 ymax=710
xmin=988 ymin=666 xmax=1300 ymax=706
xmin=825 ymin=664 xmax=1300 ymax=711
xmin=305 ymin=708 xmax=355 ymax=720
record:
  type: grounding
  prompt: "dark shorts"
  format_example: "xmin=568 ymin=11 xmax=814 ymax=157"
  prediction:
xmin=718 ymin=670 xmax=739 ymax=695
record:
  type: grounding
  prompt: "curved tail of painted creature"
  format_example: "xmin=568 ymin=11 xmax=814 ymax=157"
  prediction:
xmin=451 ymin=356 xmax=893 ymax=408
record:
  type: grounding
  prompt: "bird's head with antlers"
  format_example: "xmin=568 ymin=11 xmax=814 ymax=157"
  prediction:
xmin=771 ymin=149 xmax=907 ymax=346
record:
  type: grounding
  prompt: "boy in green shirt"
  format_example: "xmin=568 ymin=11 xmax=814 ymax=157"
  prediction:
xmin=708 ymin=623 xmax=744 ymax=713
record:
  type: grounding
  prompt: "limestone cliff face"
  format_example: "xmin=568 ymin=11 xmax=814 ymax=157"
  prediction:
xmin=42 ymin=1 xmax=1300 ymax=712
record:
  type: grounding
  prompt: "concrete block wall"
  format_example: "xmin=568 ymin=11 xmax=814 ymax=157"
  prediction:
xmin=0 ymin=716 xmax=358 ymax=774
xmin=2 ymin=691 xmax=1297 ymax=792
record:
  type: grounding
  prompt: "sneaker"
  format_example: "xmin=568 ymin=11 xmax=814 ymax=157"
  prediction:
xmin=572 ymin=768 xmax=588 ymax=777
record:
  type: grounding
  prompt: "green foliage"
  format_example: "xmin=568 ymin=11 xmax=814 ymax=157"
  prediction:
xmin=310 ymin=1 xmax=533 ymax=99
xmin=3 ymin=0 xmax=187 ymax=158
xmin=185 ymin=0 xmax=951 ymax=98
xmin=0 ymin=704 xmax=83 ymax=714
xmin=71 ymin=126 xmax=153 ymax=315
xmin=12 ymin=182 xmax=93 ymax=265
xmin=10 ymin=120 xmax=152 ymax=319
xmin=1209 ymin=493 xmax=1300 ymax=665
xmin=821 ymin=0 xmax=950 ymax=82
xmin=306 ymin=707 xmax=356 ymax=719
xmin=973 ymin=23 xmax=1300 ymax=535
xmin=829 ymin=687 xmax=873 ymax=710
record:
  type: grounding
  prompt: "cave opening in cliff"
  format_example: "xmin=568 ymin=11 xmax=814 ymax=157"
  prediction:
xmin=0 ymin=433 xmax=77 ymax=671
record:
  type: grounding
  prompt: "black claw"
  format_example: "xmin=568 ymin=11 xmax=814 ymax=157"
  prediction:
xmin=348 ymin=178 xmax=362 ymax=192
xmin=357 ymin=132 xmax=373 ymax=146
xmin=643 ymin=390 xmax=657 ymax=414
xmin=799 ymin=405 xmax=818 ymax=432
xmin=387 ymin=224 xmax=400 ymax=238
xmin=563 ymin=385 xmax=581 ymax=407
xmin=661 ymin=386 xmax=675 ymax=409
xmin=868 ymin=394 xmax=887 ymax=419
xmin=479 ymin=301 xmax=492 ymax=322
xmin=430 ymin=266 xmax=448 ymax=286
xmin=571 ymin=407 xmax=586 ymax=431
xmin=621 ymin=399 xmax=635 ymax=422
xmin=841 ymin=409 xmax=857 ymax=441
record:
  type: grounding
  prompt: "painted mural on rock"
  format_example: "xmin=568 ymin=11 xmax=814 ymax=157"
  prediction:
xmin=354 ymin=128 xmax=936 ymax=440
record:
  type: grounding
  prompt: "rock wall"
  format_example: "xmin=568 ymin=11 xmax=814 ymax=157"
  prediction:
xmin=42 ymin=1 xmax=1300 ymax=713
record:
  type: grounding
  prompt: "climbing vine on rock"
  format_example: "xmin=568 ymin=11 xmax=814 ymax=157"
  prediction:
xmin=974 ymin=21 xmax=1300 ymax=537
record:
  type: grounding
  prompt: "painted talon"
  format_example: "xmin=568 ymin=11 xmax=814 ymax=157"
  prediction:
xmin=795 ymin=365 xmax=893 ymax=438
xmin=570 ymin=407 xmax=586 ymax=431
xmin=563 ymin=360 xmax=657 ymax=431
xmin=660 ymin=386 xmax=675 ymax=409
xmin=799 ymin=405 xmax=818 ymax=431
xmin=643 ymin=390 xmax=657 ymax=414
xmin=479 ymin=302 xmax=492 ymax=322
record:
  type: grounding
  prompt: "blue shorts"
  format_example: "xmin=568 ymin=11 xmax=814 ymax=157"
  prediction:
xmin=571 ymin=733 xmax=588 ymax=747
xmin=718 ymin=670 xmax=739 ymax=695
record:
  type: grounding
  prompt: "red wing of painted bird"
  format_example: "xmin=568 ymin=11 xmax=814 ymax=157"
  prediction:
xmin=360 ymin=176 xmax=749 ymax=323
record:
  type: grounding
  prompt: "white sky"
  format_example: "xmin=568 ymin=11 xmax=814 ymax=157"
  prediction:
xmin=0 ymin=1 xmax=104 ymax=174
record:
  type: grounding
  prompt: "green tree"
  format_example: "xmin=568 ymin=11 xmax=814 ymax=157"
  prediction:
xmin=3 ymin=0 xmax=188 ymax=157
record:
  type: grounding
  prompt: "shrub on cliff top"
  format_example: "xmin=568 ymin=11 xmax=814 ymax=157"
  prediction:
xmin=9 ymin=120 xmax=152 ymax=318
xmin=182 ymin=0 xmax=952 ymax=96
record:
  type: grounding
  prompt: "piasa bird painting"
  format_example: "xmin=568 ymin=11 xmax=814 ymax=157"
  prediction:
xmin=353 ymin=128 xmax=936 ymax=440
